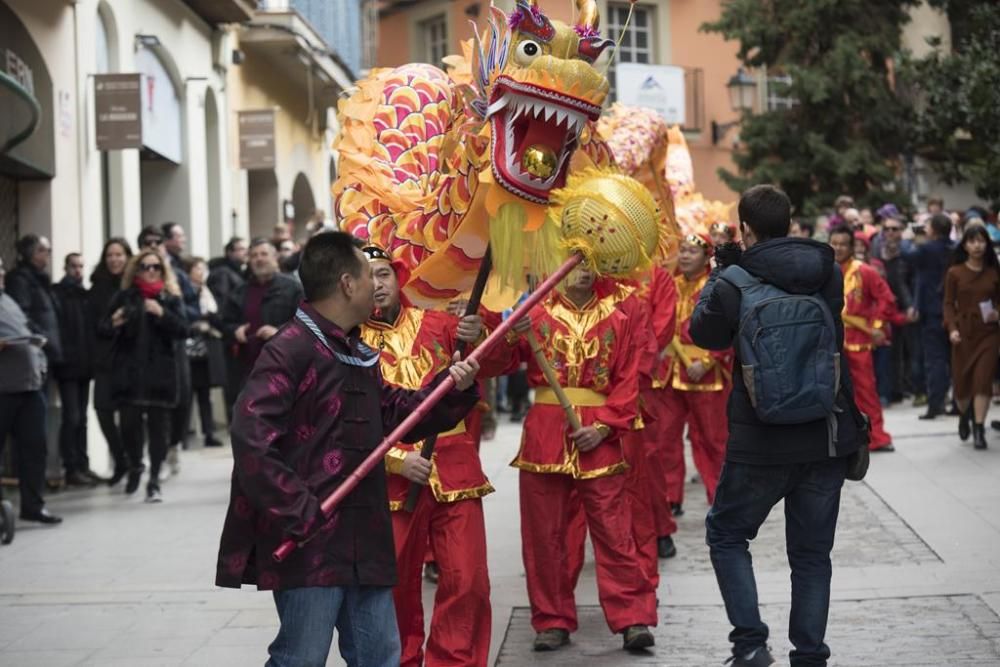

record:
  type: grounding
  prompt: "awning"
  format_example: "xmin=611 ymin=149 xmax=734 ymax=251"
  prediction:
xmin=240 ymin=9 xmax=355 ymax=110
xmin=182 ymin=0 xmax=257 ymax=25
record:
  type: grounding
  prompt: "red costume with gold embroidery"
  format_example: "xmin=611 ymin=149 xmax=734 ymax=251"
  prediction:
xmin=839 ymin=258 xmax=900 ymax=451
xmin=361 ymin=307 xmax=502 ymax=667
xmin=632 ymin=266 xmax=679 ymax=540
xmin=509 ymin=288 xmax=657 ymax=636
xmin=662 ymin=268 xmax=732 ymax=506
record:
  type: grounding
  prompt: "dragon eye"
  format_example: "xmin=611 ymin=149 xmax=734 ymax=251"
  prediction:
xmin=515 ymin=40 xmax=542 ymax=66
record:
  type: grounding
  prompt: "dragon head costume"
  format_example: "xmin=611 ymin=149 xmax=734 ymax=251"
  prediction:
xmin=334 ymin=0 xmax=619 ymax=309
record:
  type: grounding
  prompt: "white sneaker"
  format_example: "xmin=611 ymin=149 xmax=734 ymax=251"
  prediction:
xmin=145 ymin=484 xmax=162 ymax=503
xmin=167 ymin=447 xmax=180 ymax=476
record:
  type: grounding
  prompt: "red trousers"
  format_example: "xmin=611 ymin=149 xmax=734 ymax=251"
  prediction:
xmin=662 ymin=385 xmax=727 ymax=506
xmin=640 ymin=387 xmax=679 ymax=538
xmin=624 ymin=430 xmax=659 ymax=588
xmin=520 ymin=471 xmax=657 ymax=634
xmin=392 ymin=490 xmax=491 ymax=667
xmin=846 ymin=349 xmax=892 ymax=450
xmin=563 ymin=431 xmax=661 ymax=592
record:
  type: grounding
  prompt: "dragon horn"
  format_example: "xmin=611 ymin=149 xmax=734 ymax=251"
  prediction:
xmin=575 ymin=0 xmax=599 ymax=30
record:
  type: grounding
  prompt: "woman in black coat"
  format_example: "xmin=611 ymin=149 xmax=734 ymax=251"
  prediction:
xmin=89 ymin=237 xmax=132 ymax=485
xmin=99 ymin=249 xmax=189 ymax=502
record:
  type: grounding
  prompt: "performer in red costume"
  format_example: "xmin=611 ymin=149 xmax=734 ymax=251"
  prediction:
xmin=508 ymin=264 xmax=657 ymax=653
xmin=359 ymin=246 xmax=505 ymax=667
xmin=661 ymin=234 xmax=732 ymax=512
xmin=828 ymin=226 xmax=901 ymax=452
xmin=632 ymin=264 xmax=680 ymax=559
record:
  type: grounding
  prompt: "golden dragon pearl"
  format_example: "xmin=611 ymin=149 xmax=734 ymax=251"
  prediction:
xmin=521 ymin=145 xmax=557 ymax=180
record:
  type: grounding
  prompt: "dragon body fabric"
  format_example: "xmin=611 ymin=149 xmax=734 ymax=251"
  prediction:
xmin=596 ymin=103 xmax=736 ymax=267
xmin=334 ymin=0 xmax=617 ymax=309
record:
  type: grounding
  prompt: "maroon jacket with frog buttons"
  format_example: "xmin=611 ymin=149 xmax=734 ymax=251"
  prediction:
xmin=215 ymin=302 xmax=479 ymax=591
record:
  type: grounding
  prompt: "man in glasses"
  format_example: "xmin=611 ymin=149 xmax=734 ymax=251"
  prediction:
xmin=138 ymin=226 xmax=166 ymax=258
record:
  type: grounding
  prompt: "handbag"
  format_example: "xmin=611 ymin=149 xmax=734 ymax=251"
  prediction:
xmin=845 ymin=413 xmax=871 ymax=482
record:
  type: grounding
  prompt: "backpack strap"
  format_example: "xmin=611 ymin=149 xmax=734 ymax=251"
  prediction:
xmin=719 ymin=265 xmax=759 ymax=291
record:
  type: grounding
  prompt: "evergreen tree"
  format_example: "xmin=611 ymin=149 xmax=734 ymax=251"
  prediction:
xmin=905 ymin=1 xmax=1000 ymax=204
xmin=702 ymin=0 xmax=920 ymax=215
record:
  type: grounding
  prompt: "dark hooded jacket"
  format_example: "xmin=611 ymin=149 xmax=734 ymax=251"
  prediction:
xmin=6 ymin=262 xmax=63 ymax=364
xmin=690 ymin=237 xmax=867 ymax=465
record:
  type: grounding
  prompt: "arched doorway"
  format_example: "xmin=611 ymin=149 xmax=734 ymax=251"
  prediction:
xmin=248 ymin=169 xmax=278 ymax=240
xmin=291 ymin=172 xmax=315 ymax=234
xmin=135 ymin=44 xmax=186 ymax=230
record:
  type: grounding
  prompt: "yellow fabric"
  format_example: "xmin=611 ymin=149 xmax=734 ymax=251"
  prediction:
xmin=674 ymin=272 xmax=709 ymax=327
xmin=511 ymin=456 xmax=628 ymax=480
xmin=534 ymin=387 xmax=607 ymax=407
xmin=360 ymin=309 xmax=449 ymax=391
xmin=543 ymin=292 xmax=621 ymax=389
xmin=384 ymin=447 xmax=408 ymax=475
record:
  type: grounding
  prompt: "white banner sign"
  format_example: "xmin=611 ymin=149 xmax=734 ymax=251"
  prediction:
xmin=615 ymin=63 xmax=686 ymax=126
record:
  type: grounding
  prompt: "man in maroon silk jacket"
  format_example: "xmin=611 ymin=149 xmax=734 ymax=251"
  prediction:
xmin=215 ymin=232 xmax=481 ymax=667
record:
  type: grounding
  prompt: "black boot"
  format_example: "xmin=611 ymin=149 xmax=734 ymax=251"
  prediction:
xmin=959 ymin=407 xmax=972 ymax=442
xmin=974 ymin=424 xmax=987 ymax=450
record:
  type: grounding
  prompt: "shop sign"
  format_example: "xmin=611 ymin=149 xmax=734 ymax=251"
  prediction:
xmin=239 ymin=109 xmax=276 ymax=170
xmin=94 ymin=73 xmax=142 ymax=150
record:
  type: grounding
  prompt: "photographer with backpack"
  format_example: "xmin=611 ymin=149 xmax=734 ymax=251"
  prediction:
xmin=690 ymin=185 xmax=869 ymax=667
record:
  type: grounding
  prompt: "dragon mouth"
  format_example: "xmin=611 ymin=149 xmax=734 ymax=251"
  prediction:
xmin=487 ymin=76 xmax=602 ymax=204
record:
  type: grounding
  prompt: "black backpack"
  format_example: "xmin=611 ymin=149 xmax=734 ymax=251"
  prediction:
xmin=721 ymin=265 xmax=840 ymax=425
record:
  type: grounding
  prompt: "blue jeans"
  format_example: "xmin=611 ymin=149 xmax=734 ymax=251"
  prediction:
xmin=706 ymin=458 xmax=848 ymax=667
xmin=267 ymin=586 xmax=400 ymax=667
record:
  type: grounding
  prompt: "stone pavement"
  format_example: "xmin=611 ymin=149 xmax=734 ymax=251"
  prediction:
xmin=1 ymin=403 xmax=1000 ymax=665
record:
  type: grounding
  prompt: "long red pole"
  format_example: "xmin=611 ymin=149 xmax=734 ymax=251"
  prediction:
xmin=273 ymin=251 xmax=584 ymax=562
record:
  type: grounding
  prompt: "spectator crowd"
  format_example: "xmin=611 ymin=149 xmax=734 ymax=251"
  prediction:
xmin=0 ymin=220 xmax=311 ymax=519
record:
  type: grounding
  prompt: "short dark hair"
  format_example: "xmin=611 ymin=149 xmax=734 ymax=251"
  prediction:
xmin=224 ymin=236 xmax=245 ymax=254
xmin=161 ymin=222 xmax=182 ymax=239
xmin=828 ymin=224 xmax=855 ymax=243
xmin=249 ymin=236 xmax=274 ymax=251
xmin=299 ymin=232 xmax=365 ymax=302
xmin=739 ymin=185 xmax=792 ymax=241
xmin=137 ymin=225 xmax=163 ymax=247
xmin=929 ymin=213 xmax=952 ymax=238
xmin=794 ymin=219 xmax=815 ymax=237
xmin=183 ymin=256 xmax=207 ymax=273
xmin=64 ymin=252 xmax=82 ymax=266
xmin=15 ymin=234 xmax=41 ymax=262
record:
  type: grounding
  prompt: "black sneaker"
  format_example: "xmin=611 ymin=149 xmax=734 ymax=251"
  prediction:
xmin=657 ymin=535 xmax=677 ymax=559
xmin=533 ymin=628 xmax=570 ymax=651
xmin=726 ymin=646 xmax=776 ymax=666
xmin=125 ymin=468 xmax=142 ymax=495
xmin=64 ymin=471 xmax=98 ymax=488
xmin=671 ymin=503 xmax=685 ymax=517
xmin=622 ymin=625 xmax=655 ymax=650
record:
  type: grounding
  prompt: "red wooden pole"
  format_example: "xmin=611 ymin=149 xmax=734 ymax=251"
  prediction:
xmin=273 ymin=252 xmax=584 ymax=562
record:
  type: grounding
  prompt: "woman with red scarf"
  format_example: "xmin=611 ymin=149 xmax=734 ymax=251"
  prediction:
xmin=99 ymin=249 xmax=189 ymax=502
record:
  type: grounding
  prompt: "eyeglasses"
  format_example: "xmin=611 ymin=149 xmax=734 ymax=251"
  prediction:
xmin=884 ymin=226 xmax=904 ymax=232
xmin=142 ymin=238 xmax=163 ymax=247
xmin=139 ymin=263 xmax=163 ymax=273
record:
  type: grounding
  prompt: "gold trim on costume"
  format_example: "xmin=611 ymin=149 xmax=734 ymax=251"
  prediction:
xmin=361 ymin=308 xmax=451 ymax=390
xmin=534 ymin=387 xmax=607 ymax=407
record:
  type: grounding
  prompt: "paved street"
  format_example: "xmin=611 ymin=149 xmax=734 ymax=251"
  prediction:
xmin=3 ymin=403 xmax=1000 ymax=666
